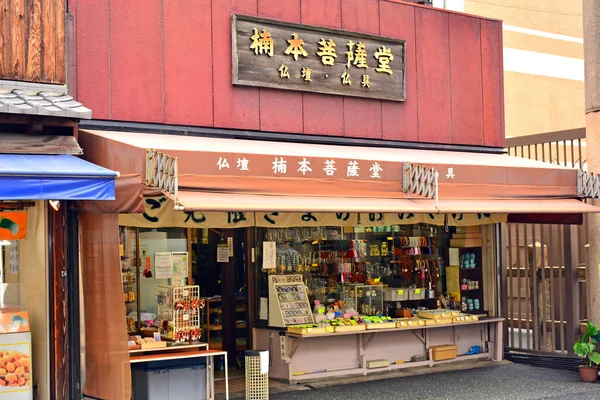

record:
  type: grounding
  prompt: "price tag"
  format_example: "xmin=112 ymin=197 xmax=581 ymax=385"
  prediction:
xmin=183 ymin=314 xmax=189 ymax=321
xmin=414 ymin=289 xmax=421 ymax=294
xmin=397 ymin=290 xmax=404 ymax=295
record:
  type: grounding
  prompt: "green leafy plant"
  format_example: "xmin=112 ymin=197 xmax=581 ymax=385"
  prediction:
xmin=574 ymin=321 xmax=600 ymax=367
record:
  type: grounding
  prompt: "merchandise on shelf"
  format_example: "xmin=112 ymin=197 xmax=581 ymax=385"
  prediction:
xmin=157 ymin=285 xmax=204 ymax=342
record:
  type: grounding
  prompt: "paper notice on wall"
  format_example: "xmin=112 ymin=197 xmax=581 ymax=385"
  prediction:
xmin=449 ymin=248 xmax=460 ymax=266
xmin=227 ymin=237 xmax=234 ymax=257
xmin=217 ymin=244 xmax=229 ymax=262
xmin=262 ymin=241 xmax=276 ymax=269
xmin=8 ymin=241 xmax=19 ymax=275
xmin=171 ymin=252 xmax=188 ymax=277
xmin=154 ymin=252 xmax=173 ymax=279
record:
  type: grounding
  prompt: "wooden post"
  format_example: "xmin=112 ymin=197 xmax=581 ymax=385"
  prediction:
xmin=564 ymin=225 xmax=579 ymax=355
xmin=583 ymin=0 xmax=600 ymax=326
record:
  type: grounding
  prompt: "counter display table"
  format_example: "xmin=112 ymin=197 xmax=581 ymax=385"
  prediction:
xmin=254 ymin=317 xmax=503 ymax=382
xmin=129 ymin=342 xmax=229 ymax=400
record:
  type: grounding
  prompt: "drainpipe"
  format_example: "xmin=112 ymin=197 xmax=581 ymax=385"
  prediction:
xmin=583 ymin=0 xmax=600 ymax=326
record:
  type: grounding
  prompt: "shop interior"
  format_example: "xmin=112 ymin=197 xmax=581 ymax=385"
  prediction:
xmin=121 ymin=217 xmax=497 ymax=382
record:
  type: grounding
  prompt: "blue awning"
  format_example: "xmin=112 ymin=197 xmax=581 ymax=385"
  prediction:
xmin=0 ymin=154 xmax=119 ymax=200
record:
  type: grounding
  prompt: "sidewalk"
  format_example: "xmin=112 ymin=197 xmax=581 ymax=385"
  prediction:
xmin=217 ymin=360 xmax=600 ymax=400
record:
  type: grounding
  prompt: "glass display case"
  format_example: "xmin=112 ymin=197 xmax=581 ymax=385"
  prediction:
xmin=353 ymin=284 xmax=384 ymax=316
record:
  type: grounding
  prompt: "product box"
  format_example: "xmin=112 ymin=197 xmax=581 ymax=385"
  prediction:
xmin=430 ymin=345 xmax=458 ymax=361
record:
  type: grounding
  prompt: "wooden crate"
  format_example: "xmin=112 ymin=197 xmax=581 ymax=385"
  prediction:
xmin=287 ymin=326 xmax=333 ymax=335
xmin=140 ymin=341 xmax=167 ymax=350
xmin=334 ymin=325 xmax=366 ymax=333
xmin=366 ymin=322 xmax=396 ymax=330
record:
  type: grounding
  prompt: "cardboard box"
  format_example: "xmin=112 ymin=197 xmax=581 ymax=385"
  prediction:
xmin=452 ymin=233 xmax=482 ymax=239
xmin=450 ymin=238 xmax=483 ymax=248
xmin=367 ymin=359 xmax=390 ymax=369
xmin=430 ymin=345 xmax=458 ymax=361
xmin=456 ymin=226 xmax=480 ymax=234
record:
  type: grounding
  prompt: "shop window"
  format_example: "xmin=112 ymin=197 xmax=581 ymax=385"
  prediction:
xmin=120 ymin=227 xmax=188 ymax=334
xmin=254 ymin=223 xmax=488 ymax=327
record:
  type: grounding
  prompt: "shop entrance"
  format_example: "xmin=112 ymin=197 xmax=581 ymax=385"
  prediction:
xmin=192 ymin=228 xmax=249 ymax=368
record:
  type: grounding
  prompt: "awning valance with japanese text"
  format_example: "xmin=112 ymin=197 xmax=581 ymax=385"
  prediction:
xmin=79 ymin=129 xmax=600 ymax=222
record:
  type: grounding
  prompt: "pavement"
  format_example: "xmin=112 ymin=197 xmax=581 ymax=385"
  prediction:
xmin=263 ymin=362 xmax=600 ymax=400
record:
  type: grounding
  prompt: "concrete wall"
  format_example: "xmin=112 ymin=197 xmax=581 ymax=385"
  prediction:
xmin=462 ymin=0 xmax=585 ymax=138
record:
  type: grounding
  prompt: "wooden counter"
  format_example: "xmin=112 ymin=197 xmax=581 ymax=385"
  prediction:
xmin=254 ymin=317 xmax=503 ymax=382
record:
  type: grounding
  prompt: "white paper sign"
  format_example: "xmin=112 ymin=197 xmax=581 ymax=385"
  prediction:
xmin=260 ymin=350 xmax=270 ymax=373
xmin=171 ymin=252 xmax=188 ymax=277
xmin=217 ymin=245 xmax=229 ymax=262
xmin=154 ymin=252 xmax=173 ymax=279
xmin=262 ymin=241 xmax=276 ymax=269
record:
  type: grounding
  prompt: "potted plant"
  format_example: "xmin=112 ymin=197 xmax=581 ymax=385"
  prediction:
xmin=574 ymin=321 xmax=600 ymax=382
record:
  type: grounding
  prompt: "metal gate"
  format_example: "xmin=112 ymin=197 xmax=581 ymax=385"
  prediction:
xmin=504 ymin=129 xmax=588 ymax=367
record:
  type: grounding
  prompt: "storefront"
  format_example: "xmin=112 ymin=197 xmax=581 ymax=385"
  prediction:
xmin=67 ymin=1 xmax=600 ymax=398
xmin=0 ymin=130 xmax=118 ymax=400
xmin=73 ymin=127 xmax=600 ymax=397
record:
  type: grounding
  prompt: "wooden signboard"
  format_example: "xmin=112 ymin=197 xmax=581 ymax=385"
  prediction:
xmin=232 ymin=14 xmax=406 ymax=102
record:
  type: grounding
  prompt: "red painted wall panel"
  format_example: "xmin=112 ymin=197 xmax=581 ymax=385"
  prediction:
xmin=379 ymin=1 xmax=417 ymax=142
xmin=415 ymin=8 xmax=451 ymax=144
xmin=301 ymin=0 xmax=344 ymax=136
xmin=163 ymin=1 xmax=213 ymax=126
xmin=481 ymin=19 xmax=505 ymax=148
xmin=257 ymin=0 xmax=303 ymax=134
xmin=212 ymin=0 xmax=260 ymax=131
xmin=73 ymin=0 xmax=506 ymax=148
xmin=341 ymin=0 xmax=381 ymax=139
xmin=449 ymin=14 xmax=483 ymax=145
xmin=74 ymin=0 xmax=110 ymax=119
xmin=109 ymin=0 xmax=163 ymax=123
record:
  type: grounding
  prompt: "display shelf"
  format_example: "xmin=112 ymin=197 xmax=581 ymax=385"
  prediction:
xmin=201 ymin=296 xmax=248 ymax=356
xmin=157 ymin=285 xmax=203 ymax=342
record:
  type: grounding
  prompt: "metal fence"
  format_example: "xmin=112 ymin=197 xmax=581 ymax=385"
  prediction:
xmin=504 ymin=128 xmax=587 ymax=359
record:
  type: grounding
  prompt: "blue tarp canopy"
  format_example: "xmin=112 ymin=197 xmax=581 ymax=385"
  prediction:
xmin=0 ymin=154 xmax=118 ymax=200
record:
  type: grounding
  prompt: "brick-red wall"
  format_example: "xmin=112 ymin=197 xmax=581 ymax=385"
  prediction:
xmin=71 ymin=0 xmax=505 ymax=147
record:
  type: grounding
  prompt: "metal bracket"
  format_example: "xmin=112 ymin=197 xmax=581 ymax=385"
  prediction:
xmin=145 ymin=149 xmax=180 ymax=208
xmin=287 ymin=337 xmax=301 ymax=361
xmin=363 ymin=333 xmax=377 ymax=350
xmin=403 ymin=162 xmax=439 ymax=209
xmin=411 ymin=329 xmax=425 ymax=344
xmin=577 ymin=169 xmax=600 ymax=198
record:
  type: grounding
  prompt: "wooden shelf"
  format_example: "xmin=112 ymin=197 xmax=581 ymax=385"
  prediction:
xmin=203 ymin=324 xmax=223 ymax=331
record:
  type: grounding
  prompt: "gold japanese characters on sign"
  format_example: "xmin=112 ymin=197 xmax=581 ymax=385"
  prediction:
xmin=232 ymin=15 xmax=406 ymax=102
